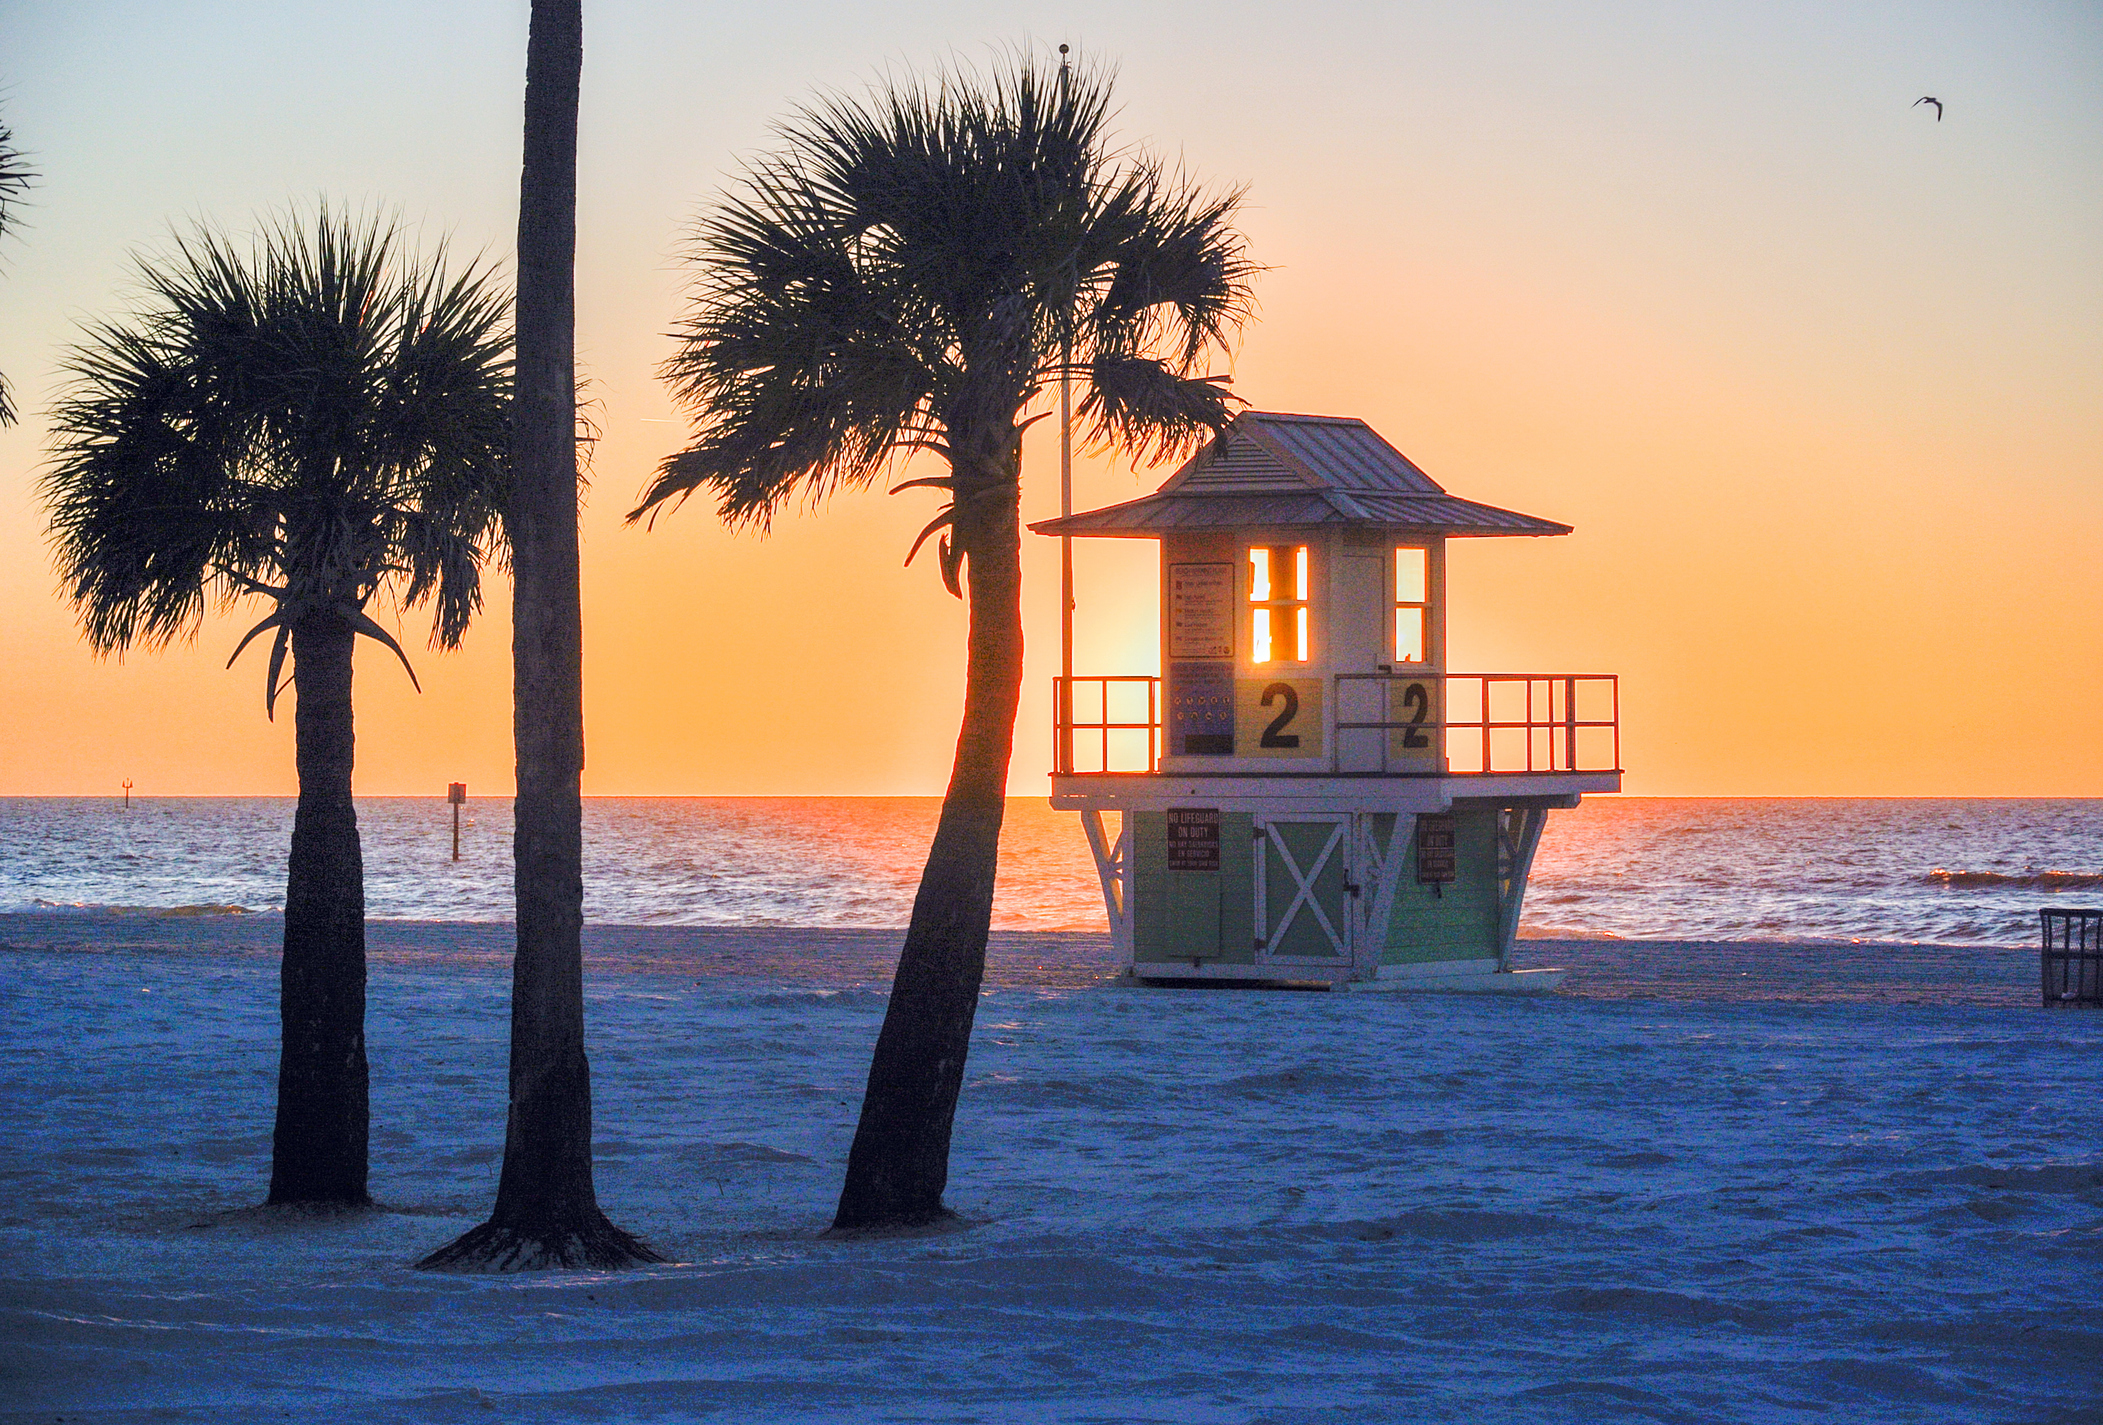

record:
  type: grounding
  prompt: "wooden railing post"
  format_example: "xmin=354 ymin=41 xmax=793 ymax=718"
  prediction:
xmin=1564 ymin=677 xmax=1577 ymax=770
xmin=1100 ymin=682 xmax=1110 ymax=772
xmin=1148 ymin=678 xmax=1159 ymax=771
xmin=1482 ymin=678 xmax=1493 ymax=774
xmin=1530 ymin=676 xmax=1547 ymax=769
xmin=1053 ymin=678 xmax=1066 ymax=775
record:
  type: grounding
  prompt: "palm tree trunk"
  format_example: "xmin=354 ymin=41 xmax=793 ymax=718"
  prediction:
xmin=268 ymin=615 xmax=369 ymax=1207
xmin=419 ymin=0 xmax=653 ymax=1270
xmin=833 ymin=459 xmax=1024 ymax=1232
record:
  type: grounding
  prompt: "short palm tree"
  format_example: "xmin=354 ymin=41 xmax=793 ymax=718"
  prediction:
xmin=43 ymin=210 xmax=512 ymax=1206
xmin=633 ymin=52 xmax=1257 ymax=1230
xmin=0 ymin=115 xmax=37 ymax=426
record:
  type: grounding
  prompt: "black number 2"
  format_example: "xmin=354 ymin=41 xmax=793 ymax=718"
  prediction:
xmin=1400 ymin=682 xmax=1432 ymax=748
xmin=1260 ymin=682 xmax=1302 ymax=748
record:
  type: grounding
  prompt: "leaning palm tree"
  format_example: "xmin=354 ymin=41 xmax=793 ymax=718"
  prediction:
xmin=43 ymin=209 xmax=512 ymax=1206
xmin=633 ymin=52 xmax=1257 ymax=1231
xmin=0 ymin=114 xmax=38 ymax=426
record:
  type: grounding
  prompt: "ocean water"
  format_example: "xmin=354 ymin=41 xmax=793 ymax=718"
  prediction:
xmin=2 ymin=796 xmax=2098 ymax=947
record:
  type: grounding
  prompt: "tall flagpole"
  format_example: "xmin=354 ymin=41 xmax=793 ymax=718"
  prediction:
xmin=1057 ymin=44 xmax=1075 ymax=776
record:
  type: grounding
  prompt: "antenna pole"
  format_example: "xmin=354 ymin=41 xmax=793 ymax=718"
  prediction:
xmin=1057 ymin=43 xmax=1075 ymax=776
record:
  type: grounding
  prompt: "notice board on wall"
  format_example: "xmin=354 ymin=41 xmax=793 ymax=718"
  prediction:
xmin=1168 ymin=563 xmax=1234 ymax=659
xmin=1414 ymin=813 xmax=1457 ymax=884
xmin=1167 ymin=807 xmax=1222 ymax=873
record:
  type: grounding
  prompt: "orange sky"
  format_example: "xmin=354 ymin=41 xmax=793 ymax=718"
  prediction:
xmin=1 ymin=2 xmax=2098 ymax=797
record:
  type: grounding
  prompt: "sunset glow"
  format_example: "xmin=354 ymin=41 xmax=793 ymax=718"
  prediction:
xmin=1394 ymin=547 xmax=1428 ymax=664
xmin=0 ymin=3 xmax=2096 ymax=796
xmin=1246 ymin=545 xmax=1312 ymax=665
xmin=4 ymin=8 xmax=2101 ymax=1404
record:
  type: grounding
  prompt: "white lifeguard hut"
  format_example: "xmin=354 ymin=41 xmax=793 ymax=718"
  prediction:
xmin=1032 ymin=411 xmax=1620 ymax=991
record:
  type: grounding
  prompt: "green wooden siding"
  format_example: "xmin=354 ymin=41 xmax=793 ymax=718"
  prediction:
xmin=1380 ymin=805 xmax=1502 ymax=964
xmin=1132 ymin=810 xmax=1255 ymax=964
xmin=1130 ymin=804 xmax=1509 ymax=968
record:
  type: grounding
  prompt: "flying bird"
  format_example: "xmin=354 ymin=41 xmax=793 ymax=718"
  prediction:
xmin=1914 ymin=96 xmax=1942 ymax=120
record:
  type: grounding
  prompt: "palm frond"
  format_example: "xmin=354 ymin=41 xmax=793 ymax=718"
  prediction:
xmin=1077 ymin=361 xmax=1242 ymax=465
xmin=0 ymin=116 xmax=40 ymax=427
xmin=0 ymin=119 xmax=32 ymax=232
xmin=41 ymin=204 xmax=513 ymax=689
xmin=639 ymin=47 xmax=1258 ymax=547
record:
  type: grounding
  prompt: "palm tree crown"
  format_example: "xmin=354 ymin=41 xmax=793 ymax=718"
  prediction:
xmin=632 ymin=51 xmax=1256 ymax=543
xmin=44 ymin=210 xmax=512 ymax=695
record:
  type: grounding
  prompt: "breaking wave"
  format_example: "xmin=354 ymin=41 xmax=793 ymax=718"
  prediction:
xmin=1924 ymin=870 xmax=2103 ymax=891
xmin=26 ymin=899 xmax=256 ymax=917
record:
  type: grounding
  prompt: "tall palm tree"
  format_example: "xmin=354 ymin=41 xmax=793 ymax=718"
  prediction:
xmin=419 ymin=0 xmax=656 ymax=1271
xmin=0 ymin=115 xmax=38 ymax=426
xmin=633 ymin=52 xmax=1257 ymax=1231
xmin=43 ymin=210 xmax=512 ymax=1207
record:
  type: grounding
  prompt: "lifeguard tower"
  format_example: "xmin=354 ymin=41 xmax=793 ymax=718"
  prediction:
xmin=1032 ymin=411 xmax=1620 ymax=990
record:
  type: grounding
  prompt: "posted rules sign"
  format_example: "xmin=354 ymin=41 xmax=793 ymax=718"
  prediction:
xmin=1166 ymin=807 xmax=1222 ymax=873
xmin=1414 ymin=813 xmax=1457 ymax=884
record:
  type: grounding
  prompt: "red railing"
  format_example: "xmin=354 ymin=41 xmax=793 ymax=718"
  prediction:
xmin=1053 ymin=673 xmax=1619 ymax=775
xmin=1336 ymin=673 xmax=1620 ymax=774
xmin=1054 ymin=676 xmax=1161 ymax=774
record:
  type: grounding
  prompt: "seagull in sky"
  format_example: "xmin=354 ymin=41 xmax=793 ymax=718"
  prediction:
xmin=1915 ymin=96 xmax=1943 ymax=120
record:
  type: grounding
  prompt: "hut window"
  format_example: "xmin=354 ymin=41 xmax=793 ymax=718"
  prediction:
xmin=1394 ymin=547 xmax=1428 ymax=664
xmin=1249 ymin=545 xmax=1309 ymax=663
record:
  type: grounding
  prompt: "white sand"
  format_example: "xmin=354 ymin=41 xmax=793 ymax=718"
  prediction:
xmin=2 ymin=918 xmax=2098 ymax=1423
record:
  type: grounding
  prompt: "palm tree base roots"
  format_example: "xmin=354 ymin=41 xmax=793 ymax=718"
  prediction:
xmin=262 ymin=1191 xmax=373 ymax=1213
xmin=823 ymin=1204 xmax=975 ymax=1240
xmin=230 ymin=1199 xmax=376 ymax=1222
xmin=415 ymin=1215 xmax=662 ymax=1272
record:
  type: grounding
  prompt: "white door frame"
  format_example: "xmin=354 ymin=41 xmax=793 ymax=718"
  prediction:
xmin=1254 ymin=813 xmax=1353 ymax=965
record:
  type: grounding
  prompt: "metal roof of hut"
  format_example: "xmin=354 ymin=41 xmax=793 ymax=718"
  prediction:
xmin=1029 ymin=411 xmax=1572 ymax=539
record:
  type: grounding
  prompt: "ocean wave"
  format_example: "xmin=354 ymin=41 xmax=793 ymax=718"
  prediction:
xmin=22 ymin=899 xmax=257 ymax=917
xmin=1519 ymin=922 xmax=1624 ymax=940
xmin=1924 ymin=870 xmax=2103 ymax=891
xmin=9 ymin=797 xmax=2103 ymax=949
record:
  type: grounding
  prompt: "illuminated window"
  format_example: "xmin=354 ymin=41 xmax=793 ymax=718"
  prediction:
xmin=1249 ymin=545 xmax=1309 ymax=663
xmin=1394 ymin=547 xmax=1429 ymax=664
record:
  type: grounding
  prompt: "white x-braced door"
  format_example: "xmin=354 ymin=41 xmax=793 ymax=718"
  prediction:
xmin=1254 ymin=814 xmax=1354 ymax=964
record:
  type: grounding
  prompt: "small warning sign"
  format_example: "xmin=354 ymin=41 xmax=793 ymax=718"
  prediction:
xmin=1414 ymin=813 xmax=1457 ymax=884
xmin=1167 ymin=807 xmax=1222 ymax=873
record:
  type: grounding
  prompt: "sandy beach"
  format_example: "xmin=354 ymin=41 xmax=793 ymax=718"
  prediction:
xmin=3 ymin=912 xmax=2097 ymax=1423
xmin=0 ymin=911 xmax=2050 ymax=1001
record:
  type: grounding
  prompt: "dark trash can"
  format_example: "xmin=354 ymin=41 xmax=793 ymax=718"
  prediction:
xmin=2041 ymin=909 xmax=2103 ymax=1008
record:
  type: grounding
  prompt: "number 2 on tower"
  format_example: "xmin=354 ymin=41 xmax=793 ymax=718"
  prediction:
xmin=1260 ymin=682 xmax=1301 ymax=748
xmin=1400 ymin=682 xmax=1431 ymax=748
